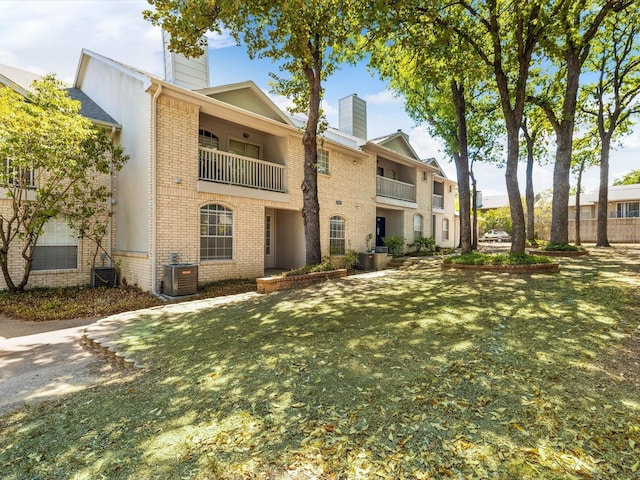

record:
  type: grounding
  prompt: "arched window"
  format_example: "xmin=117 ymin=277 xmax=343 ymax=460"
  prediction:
xmin=329 ymin=216 xmax=345 ymax=255
xmin=200 ymin=204 xmax=233 ymax=260
xmin=413 ymin=214 xmax=423 ymax=240
xmin=198 ymin=129 xmax=219 ymax=149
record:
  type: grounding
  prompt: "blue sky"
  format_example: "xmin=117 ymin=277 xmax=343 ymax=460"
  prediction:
xmin=1 ymin=0 xmax=638 ymax=197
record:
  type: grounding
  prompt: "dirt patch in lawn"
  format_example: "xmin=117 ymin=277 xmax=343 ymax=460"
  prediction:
xmin=1 ymin=246 xmax=640 ymax=479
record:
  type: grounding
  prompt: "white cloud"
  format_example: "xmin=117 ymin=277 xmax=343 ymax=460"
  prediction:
xmin=265 ymin=91 xmax=295 ymax=114
xmin=0 ymin=0 xmax=162 ymax=83
xmin=363 ymin=89 xmax=402 ymax=106
xmin=621 ymin=131 xmax=640 ymax=149
xmin=207 ymin=31 xmax=237 ymax=49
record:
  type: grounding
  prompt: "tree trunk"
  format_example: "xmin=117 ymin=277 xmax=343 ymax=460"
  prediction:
xmin=470 ymin=166 xmax=478 ymax=250
xmin=451 ymin=80 xmax=472 ymax=253
xmin=524 ymin=130 xmax=536 ymax=243
xmin=549 ymin=4 xmax=612 ymax=244
xmin=575 ymin=162 xmax=584 ymax=246
xmin=550 ymin=124 xmax=574 ymax=245
xmin=505 ymin=126 xmax=526 ymax=253
xmin=16 ymin=240 xmax=36 ymax=292
xmin=0 ymin=219 xmax=18 ymax=293
xmin=596 ymin=135 xmax=612 ymax=247
xmin=301 ymin=67 xmax=322 ymax=266
xmin=0 ymin=251 xmax=17 ymax=293
xmin=549 ymin=51 xmax=580 ymax=245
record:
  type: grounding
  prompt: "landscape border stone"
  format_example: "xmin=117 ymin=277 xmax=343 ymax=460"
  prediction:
xmin=441 ymin=262 xmax=560 ymax=273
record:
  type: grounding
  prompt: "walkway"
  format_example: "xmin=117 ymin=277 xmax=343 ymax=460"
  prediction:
xmin=0 ymin=317 xmax=106 ymax=414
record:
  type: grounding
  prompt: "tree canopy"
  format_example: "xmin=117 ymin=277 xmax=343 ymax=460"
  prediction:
xmin=0 ymin=76 xmax=127 ymax=292
xmin=144 ymin=0 xmax=639 ymax=252
xmin=614 ymin=169 xmax=640 ymax=185
xmin=367 ymin=1 xmax=504 ymax=253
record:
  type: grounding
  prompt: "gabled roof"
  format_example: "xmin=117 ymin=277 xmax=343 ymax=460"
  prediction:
xmin=424 ymin=157 xmax=451 ymax=180
xmin=75 ymin=49 xmax=154 ymax=92
xmin=196 ymin=81 xmax=294 ymax=126
xmin=1 ymin=62 xmax=120 ymax=129
xmin=66 ymin=88 xmax=119 ymax=128
xmin=369 ymin=130 xmax=421 ymax=161
xmin=0 ymin=64 xmax=42 ymax=96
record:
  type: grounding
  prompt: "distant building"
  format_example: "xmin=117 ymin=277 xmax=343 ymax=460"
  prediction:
xmin=568 ymin=184 xmax=640 ymax=243
xmin=477 ymin=194 xmax=510 ymax=212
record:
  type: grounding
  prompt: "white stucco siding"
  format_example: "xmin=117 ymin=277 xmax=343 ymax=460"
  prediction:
xmin=75 ymin=55 xmax=152 ymax=254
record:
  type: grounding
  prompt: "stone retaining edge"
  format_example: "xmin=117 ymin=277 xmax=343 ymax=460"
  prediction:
xmin=80 ymin=332 xmax=143 ymax=370
xmin=256 ymin=269 xmax=348 ymax=294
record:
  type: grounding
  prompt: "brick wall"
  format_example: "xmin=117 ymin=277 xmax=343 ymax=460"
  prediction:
xmin=118 ymin=90 xmax=454 ymax=292
xmin=0 ymin=169 xmax=113 ymax=291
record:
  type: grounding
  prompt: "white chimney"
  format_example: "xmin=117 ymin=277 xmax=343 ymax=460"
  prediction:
xmin=339 ymin=94 xmax=367 ymax=140
xmin=162 ymin=30 xmax=210 ymax=90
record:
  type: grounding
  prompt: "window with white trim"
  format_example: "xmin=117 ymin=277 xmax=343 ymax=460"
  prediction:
xmin=317 ymin=149 xmax=329 ymax=175
xmin=329 ymin=216 xmax=345 ymax=254
xmin=414 ymin=214 xmax=423 ymax=241
xmin=200 ymin=204 xmax=233 ymax=260
xmin=442 ymin=218 xmax=450 ymax=240
xmin=32 ymin=217 xmax=78 ymax=270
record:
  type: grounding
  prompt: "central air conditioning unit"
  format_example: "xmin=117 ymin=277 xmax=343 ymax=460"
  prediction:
xmin=163 ymin=264 xmax=198 ymax=296
xmin=92 ymin=267 xmax=116 ymax=288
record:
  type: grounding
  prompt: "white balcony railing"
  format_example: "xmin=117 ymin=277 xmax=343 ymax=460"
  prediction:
xmin=376 ymin=175 xmax=415 ymax=202
xmin=432 ymin=194 xmax=444 ymax=209
xmin=199 ymin=147 xmax=285 ymax=193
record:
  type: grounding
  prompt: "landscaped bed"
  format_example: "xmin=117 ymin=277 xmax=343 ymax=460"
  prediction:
xmin=1 ymin=246 xmax=639 ymax=479
xmin=0 ymin=278 xmax=257 ymax=322
xmin=442 ymin=252 xmax=559 ymax=273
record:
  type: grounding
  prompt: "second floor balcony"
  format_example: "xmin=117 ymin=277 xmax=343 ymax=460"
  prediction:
xmin=199 ymin=146 xmax=286 ymax=193
xmin=376 ymin=175 xmax=415 ymax=203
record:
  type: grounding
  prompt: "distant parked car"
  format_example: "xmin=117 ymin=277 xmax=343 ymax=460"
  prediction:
xmin=481 ymin=229 xmax=511 ymax=242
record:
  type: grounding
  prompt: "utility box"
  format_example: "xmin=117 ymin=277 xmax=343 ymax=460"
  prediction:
xmin=91 ymin=267 xmax=116 ymax=288
xmin=357 ymin=253 xmax=375 ymax=270
xmin=163 ymin=264 xmax=198 ymax=296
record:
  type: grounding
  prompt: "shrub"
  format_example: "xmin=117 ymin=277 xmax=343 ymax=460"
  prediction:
xmin=342 ymin=249 xmax=358 ymax=269
xmin=544 ymin=243 xmax=585 ymax=251
xmin=443 ymin=252 xmax=553 ymax=265
xmin=383 ymin=235 xmax=405 ymax=257
xmin=408 ymin=235 xmax=436 ymax=253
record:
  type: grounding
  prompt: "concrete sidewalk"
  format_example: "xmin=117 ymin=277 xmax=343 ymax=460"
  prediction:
xmin=0 ymin=316 xmax=105 ymax=414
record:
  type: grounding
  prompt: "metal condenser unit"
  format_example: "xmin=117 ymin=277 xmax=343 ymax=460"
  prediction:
xmin=163 ymin=263 xmax=198 ymax=296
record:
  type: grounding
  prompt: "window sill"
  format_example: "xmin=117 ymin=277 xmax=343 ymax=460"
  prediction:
xmin=32 ymin=268 xmax=79 ymax=274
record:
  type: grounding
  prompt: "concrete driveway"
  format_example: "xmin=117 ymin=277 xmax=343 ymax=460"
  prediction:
xmin=0 ymin=316 xmax=106 ymax=414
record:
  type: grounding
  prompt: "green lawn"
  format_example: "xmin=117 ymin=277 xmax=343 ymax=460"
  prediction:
xmin=1 ymin=246 xmax=639 ymax=479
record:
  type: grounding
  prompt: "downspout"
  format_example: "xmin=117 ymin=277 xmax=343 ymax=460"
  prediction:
xmin=108 ymin=126 xmax=116 ymax=267
xmin=151 ymin=84 xmax=163 ymax=294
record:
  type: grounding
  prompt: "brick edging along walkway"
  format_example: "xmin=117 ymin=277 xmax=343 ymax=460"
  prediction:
xmin=256 ymin=269 xmax=347 ymax=294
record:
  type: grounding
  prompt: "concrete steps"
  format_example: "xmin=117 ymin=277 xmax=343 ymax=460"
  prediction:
xmin=387 ymin=256 xmax=421 ymax=269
